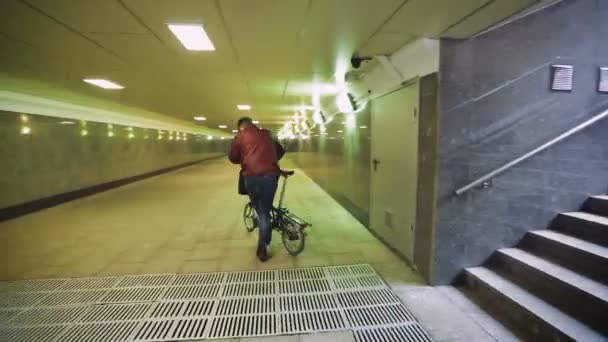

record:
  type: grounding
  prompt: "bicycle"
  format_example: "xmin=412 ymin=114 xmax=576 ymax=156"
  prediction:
xmin=243 ymin=170 xmax=311 ymax=255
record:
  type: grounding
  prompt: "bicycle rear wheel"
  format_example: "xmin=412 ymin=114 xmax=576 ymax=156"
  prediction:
xmin=281 ymin=222 xmax=305 ymax=255
xmin=243 ymin=202 xmax=257 ymax=232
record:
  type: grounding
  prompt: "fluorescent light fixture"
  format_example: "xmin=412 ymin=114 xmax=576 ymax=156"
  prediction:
xmin=252 ymin=120 xmax=260 ymax=124
xmin=207 ymin=136 xmax=214 ymax=140
xmin=360 ymin=125 xmax=368 ymax=129
xmin=232 ymin=129 xmax=238 ymax=133
xmin=237 ymin=104 xmax=251 ymax=110
xmin=83 ymin=79 xmax=124 ymax=89
xmin=60 ymin=121 xmax=75 ymax=125
xmin=218 ymin=125 xmax=227 ymax=129
xmin=194 ymin=116 xmax=207 ymax=121
xmin=167 ymin=23 xmax=215 ymax=51
xmin=337 ymin=130 xmax=343 ymax=133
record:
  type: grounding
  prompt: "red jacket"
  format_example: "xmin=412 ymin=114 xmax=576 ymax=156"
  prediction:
xmin=229 ymin=125 xmax=284 ymax=176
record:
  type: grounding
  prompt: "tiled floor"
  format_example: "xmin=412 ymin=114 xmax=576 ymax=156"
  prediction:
xmin=0 ymin=158 xmax=423 ymax=285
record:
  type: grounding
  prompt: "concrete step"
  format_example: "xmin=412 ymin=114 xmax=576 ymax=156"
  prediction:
xmin=584 ymin=195 xmax=608 ymax=217
xmin=465 ymin=267 xmax=605 ymax=342
xmin=491 ymin=248 xmax=608 ymax=334
xmin=553 ymin=212 xmax=608 ymax=246
xmin=520 ymin=230 xmax=608 ymax=284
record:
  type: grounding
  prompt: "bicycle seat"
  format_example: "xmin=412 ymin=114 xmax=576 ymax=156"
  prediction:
xmin=280 ymin=170 xmax=295 ymax=177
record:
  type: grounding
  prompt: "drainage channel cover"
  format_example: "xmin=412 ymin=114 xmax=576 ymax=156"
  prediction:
xmin=0 ymin=264 xmax=433 ymax=342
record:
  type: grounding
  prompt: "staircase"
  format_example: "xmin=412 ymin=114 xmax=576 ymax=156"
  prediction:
xmin=460 ymin=195 xmax=608 ymax=341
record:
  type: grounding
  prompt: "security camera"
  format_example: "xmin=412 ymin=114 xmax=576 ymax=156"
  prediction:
xmin=350 ymin=56 xmax=372 ymax=69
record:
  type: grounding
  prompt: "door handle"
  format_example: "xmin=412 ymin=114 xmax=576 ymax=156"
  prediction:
xmin=373 ymin=158 xmax=381 ymax=171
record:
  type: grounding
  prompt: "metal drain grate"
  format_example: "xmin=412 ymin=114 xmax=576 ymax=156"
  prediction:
xmin=101 ymin=287 xmax=164 ymax=303
xmin=0 ymin=325 xmax=66 ymax=342
xmin=134 ymin=318 xmax=209 ymax=341
xmin=225 ymin=270 xmax=274 ymax=283
xmin=0 ymin=309 xmax=20 ymax=324
xmin=207 ymin=314 xmax=276 ymax=338
xmin=358 ymin=275 xmax=384 ymax=287
xmin=10 ymin=306 xmax=88 ymax=326
xmin=0 ymin=292 xmax=49 ymax=309
xmin=0 ymin=265 xmax=432 ymax=341
xmin=58 ymin=277 xmax=119 ymax=291
xmin=278 ymin=268 xmax=326 ymax=281
xmin=279 ymin=279 xmax=331 ymax=294
xmin=60 ymin=321 xmax=139 ymax=342
xmin=281 ymin=310 xmax=346 ymax=334
xmin=150 ymin=300 xmax=215 ymax=318
xmin=162 ymin=285 xmax=220 ymax=300
xmin=279 ymin=293 xmax=339 ymax=312
xmin=3 ymin=279 xmax=67 ymax=293
xmin=337 ymin=289 xmax=400 ymax=308
xmin=117 ymin=274 xmax=175 ymax=288
xmin=223 ymin=282 xmax=274 ymax=297
xmin=173 ymin=273 xmax=224 ymax=286
xmin=82 ymin=303 xmax=153 ymax=322
xmin=326 ymin=266 xmax=354 ymax=278
xmin=354 ymin=323 xmax=432 ymax=342
xmin=349 ymin=265 xmax=375 ymax=276
xmin=346 ymin=305 xmax=415 ymax=328
xmin=216 ymin=297 xmax=275 ymax=316
xmin=40 ymin=290 xmax=106 ymax=307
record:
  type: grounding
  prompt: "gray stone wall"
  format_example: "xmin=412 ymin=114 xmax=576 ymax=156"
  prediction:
xmin=433 ymin=0 xmax=608 ymax=284
xmin=0 ymin=110 xmax=227 ymax=209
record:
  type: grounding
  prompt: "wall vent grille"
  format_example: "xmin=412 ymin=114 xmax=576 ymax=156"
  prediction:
xmin=551 ymin=64 xmax=574 ymax=91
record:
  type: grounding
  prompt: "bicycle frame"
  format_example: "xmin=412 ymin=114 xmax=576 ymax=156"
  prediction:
xmin=276 ymin=173 xmax=289 ymax=209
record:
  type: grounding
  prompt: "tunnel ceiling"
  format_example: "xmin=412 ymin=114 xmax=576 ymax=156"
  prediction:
xmin=0 ymin=0 xmax=538 ymax=130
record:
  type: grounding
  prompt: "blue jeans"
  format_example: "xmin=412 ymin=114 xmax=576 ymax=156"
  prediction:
xmin=244 ymin=175 xmax=278 ymax=249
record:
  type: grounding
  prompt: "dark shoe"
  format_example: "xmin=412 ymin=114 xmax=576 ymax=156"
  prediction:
xmin=257 ymin=246 xmax=271 ymax=262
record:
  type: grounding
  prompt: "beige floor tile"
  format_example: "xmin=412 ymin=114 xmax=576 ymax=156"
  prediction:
xmin=178 ymin=260 xmax=221 ymax=274
xmin=187 ymin=243 xmax=225 ymax=261
xmin=96 ymin=262 xmax=145 ymax=277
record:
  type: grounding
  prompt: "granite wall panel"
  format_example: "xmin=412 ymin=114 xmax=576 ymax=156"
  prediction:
xmin=433 ymin=0 xmax=608 ymax=284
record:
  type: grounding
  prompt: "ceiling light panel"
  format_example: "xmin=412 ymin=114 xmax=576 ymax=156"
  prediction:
xmin=83 ymin=79 xmax=124 ymax=89
xmin=167 ymin=23 xmax=215 ymax=51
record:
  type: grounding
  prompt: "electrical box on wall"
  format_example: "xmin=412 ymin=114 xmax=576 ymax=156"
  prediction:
xmin=598 ymin=67 xmax=608 ymax=93
xmin=550 ymin=65 xmax=574 ymax=91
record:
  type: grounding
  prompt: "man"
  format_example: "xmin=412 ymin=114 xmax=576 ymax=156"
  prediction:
xmin=229 ymin=117 xmax=285 ymax=262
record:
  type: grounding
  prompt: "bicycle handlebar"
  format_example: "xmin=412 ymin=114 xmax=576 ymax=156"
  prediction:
xmin=280 ymin=170 xmax=295 ymax=177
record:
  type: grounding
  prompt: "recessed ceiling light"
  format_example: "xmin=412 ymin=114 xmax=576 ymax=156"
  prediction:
xmin=167 ymin=23 xmax=215 ymax=51
xmin=218 ymin=125 xmax=227 ymax=129
xmin=194 ymin=116 xmax=207 ymax=121
xmin=237 ymin=105 xmax=251 ymax=110
xmin=83 ymin=79 xmax=124 ymax=89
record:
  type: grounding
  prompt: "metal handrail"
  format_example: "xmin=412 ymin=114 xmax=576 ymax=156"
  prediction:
xmin=455 ymin=108 xmax=608 ymax=196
